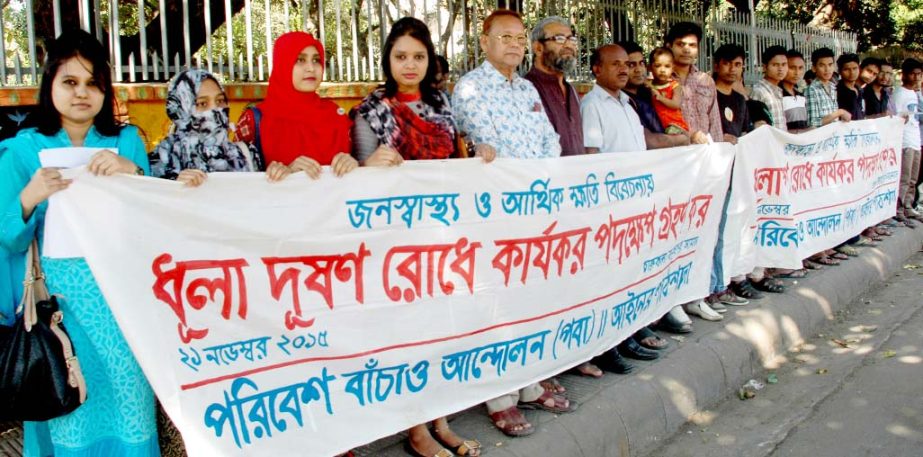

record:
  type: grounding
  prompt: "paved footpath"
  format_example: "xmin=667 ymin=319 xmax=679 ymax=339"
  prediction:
xmin=648 ymin=251 xmax=923 ymax=457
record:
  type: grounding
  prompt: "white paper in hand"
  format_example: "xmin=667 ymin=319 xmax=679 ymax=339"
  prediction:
xmin=40 ymin=148 xmax=118 ymax=258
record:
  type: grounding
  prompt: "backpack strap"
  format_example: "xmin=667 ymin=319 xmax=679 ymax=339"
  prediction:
xmin=251 ymin=106 xmax=263 ymax=157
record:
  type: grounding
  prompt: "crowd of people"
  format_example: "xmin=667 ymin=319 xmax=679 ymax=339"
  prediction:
xmin=0 ymin=7 xmax=919 ymax=457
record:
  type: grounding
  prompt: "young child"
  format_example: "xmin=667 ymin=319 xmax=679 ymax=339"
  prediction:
xmin=648 ymin=47 xmax=690 ymax=134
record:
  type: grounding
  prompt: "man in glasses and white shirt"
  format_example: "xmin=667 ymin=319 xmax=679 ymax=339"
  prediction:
xmin=453 ymin=8 xmax=573 ymax=440
xmin=453 ymin=9 xmax=561 ymax=160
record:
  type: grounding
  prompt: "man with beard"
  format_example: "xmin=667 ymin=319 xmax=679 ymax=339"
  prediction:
xmin=454 ymin=9 xmax=574 ymax=439
xmin=524 ymin=16 xmax=584 ymax=156
xmin=864 ymin=60 xmax=893 ymax=117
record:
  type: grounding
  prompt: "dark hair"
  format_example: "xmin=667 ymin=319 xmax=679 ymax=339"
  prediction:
xmin=381 ymin=17 xmax=443 ymax=109
xmin=713 ymin=43 xmax=746 ymax=63
xmin=804 ymin=69 xmax=816 ymax=81
xmin=836 ymin=53 xmax=860 ymax=69
xmin=902 ymin=58 xmax=923 ymax=75
xmin=649 ymin=47 xmax=674 ymax=65
xmin=786 ymin=49 xmax=804 ymax=61
xmin=810 ymin=47 xmax=835 ymax=66
xmin=860 ymin=56 xmax=880 ymax=70
xmin=482 ymin=9 xmax=523 ymax=35
xmin=761 ymin=45 xmax=788 ymax=65
xmin=665 ymin=21 xmax=702 ymax=45
xmin=37 ymin=29 xmax=121 ymax=137
xmin=435 ymin=54 xmax=450 ymax=74
xmin=880 ymin=60 xmax=893 ymax=69
xmin=618 ymin=40 xmax=644 ymax=56
xmin=590 ymin=44 xmax=625 ymax=75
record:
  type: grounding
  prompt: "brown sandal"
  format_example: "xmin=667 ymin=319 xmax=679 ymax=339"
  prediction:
xmin=488 ymin=406 xmax=534 ymax=437
xmin=518 ymin=389 xmax=575 ymax=414
xmin=540 ymin=377 xmax=566 ymax=394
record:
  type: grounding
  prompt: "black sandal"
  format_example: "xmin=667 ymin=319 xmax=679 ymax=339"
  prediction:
xmin=730 ymin=280 xmax=764 ymax=299
xmin=752 ymin=278 xmax=785 ymax=293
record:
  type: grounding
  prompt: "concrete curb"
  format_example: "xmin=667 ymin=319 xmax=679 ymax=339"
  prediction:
xmin=361 ymin=226 xmax=923 ymax=457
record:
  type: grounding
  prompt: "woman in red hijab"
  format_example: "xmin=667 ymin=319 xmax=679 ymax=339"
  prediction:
xmin=236 ymin=31 xmax=357 ymax=179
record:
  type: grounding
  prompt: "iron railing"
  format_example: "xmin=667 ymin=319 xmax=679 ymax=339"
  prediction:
xmin=0 ymin=0 xmax=858 ymax=87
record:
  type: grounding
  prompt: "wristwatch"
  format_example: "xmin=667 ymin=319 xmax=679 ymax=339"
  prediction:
xmin=134 ymin=166 xmax=144 ymax=176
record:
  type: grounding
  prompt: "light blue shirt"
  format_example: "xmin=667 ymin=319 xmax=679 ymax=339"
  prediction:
xmin=452 ymin=61 xmax=561 ymax=159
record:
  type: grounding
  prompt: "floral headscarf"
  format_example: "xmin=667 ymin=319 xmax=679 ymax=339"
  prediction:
xmin=151 ymin=69 xmax=256 ymax=179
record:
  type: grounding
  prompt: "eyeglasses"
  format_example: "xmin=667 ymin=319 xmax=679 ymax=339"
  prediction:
xmin=540 ymin=34 xmax=579 ymax=45
xmin=490 ymin=34 xmax=529 ymax=46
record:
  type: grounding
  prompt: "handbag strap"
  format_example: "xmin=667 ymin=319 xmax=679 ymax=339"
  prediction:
xmin=49 ymin=313 xmax=88 ymax=404
xmin=18 ymin=239 xmax=88 ymax=403
xmin=19 ymin=239 xmax=46 ymax=331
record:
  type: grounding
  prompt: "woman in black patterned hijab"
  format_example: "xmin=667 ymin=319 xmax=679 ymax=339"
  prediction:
xmin=151 ymin=69 xmax=261 ymax=185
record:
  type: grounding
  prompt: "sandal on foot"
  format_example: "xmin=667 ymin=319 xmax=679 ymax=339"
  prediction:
xmin=572 ymin=362 xmax=604 ymax=378
xmin=752 ymin=278 xmax=786 ymax=293
xmin=874 ymin=226 xmax=893 ymax=236
xmin=433 ymin=435 xmax=482 ymax=457
xmin=803 ymin=259 xmax=824 ymax=270
xmin=636 ymin=326 xmax=668 ymax=349
xmin=404 ymin=441 xmax=453 ymax=457
xmin=730 ymin=280 xmax=764 ymax=300
xmin=835 ymin=245 xmax=860 ymax=257
xmin=775 ymin=269 xmax=807 ymax=279
xmin=488 ymin=406 xmax=534 ymax=437
xmin=815 ymin=256 xmax=840 ymax=266
xmin=518 ymin=389 xmax=575 ymax=414
xmin=540 ymin=378 xmax=566 ymax=394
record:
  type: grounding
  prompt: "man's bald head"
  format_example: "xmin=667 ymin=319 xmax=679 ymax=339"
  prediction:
xmin=591 ymin=44 xmax=630 ymax=94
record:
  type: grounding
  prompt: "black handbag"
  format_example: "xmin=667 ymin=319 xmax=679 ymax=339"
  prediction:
xmin=0 ymin=240 xmax=87 ymax=421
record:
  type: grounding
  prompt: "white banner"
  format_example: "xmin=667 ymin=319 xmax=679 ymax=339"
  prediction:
xmin=51 ymin=144 xmax=734 ymax=456
xmin=723 ymin=118 xmax=904 ymax=279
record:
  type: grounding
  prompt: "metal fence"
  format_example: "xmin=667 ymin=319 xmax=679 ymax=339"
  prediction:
xmin=0 ymin=0 xmax=857 ymax=87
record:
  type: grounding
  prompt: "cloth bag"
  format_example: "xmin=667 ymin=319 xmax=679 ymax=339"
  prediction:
xmin=0 ymin=240 xmax=87 ymax=421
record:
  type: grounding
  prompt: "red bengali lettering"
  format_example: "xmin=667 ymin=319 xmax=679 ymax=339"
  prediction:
xmin=151 ymin=254 xmax=250 ymax=343
xmin=382 ymin=237 xmax=482 ymax=303
xmin=262 ymin=243 xmax=371 ymax=330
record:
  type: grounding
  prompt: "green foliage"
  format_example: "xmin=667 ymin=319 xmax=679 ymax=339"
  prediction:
xmin=757 ymin=0 xmax=895 ymax=51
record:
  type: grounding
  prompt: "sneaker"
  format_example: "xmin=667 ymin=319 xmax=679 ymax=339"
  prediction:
xmin=684 ymin=299 xmax=724 ymax=321
xmin=907 ymin=207 xmax=922 ymax=218
xmin=718 ymin=291 xmax=750 ymax=306
xmin=708 ymin=300 xmax=728 ymax=313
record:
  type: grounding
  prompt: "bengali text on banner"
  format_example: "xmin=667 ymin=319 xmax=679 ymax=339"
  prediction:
xmin=49 ymin=144 xmax=733 ymax=456
xmin=723 ymin=117 xmax=904 ymax=279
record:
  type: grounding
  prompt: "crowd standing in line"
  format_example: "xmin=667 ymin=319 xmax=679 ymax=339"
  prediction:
xmin=1 ymin=9 xmax=919 ymax=457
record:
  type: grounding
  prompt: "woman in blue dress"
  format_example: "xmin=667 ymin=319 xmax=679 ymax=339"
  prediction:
xmin=0 ymin=29 xmax=158 ymax=456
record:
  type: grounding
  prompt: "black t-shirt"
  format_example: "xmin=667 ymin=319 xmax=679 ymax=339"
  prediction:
xmin=862 ymin=84 xmax=890 ymax=116
xmin=716 ymin=89 xmax=750 ymax=137
xmin=837 ymin=81 xmax=865 ymax=120
xmin=625 ymin=87 xmax=665 ymax=134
